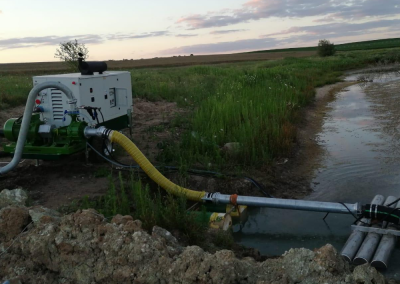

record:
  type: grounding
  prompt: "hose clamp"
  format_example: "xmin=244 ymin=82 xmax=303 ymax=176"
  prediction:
xmin=202 ymin=192 xmax=221 ymax=204
xmin=83 ymin=126 xmax=110 ymax=139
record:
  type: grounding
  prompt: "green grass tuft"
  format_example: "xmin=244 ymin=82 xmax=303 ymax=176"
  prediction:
xmin=79 ymin=172 xmax=209 ymax=245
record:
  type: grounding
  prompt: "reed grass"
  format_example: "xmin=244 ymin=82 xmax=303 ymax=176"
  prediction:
xmin=130 ymin=48 xmax=400 ymax=167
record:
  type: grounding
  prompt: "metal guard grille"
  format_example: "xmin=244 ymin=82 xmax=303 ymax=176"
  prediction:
xmin=50 ymin=88 xmax=65 ymax=121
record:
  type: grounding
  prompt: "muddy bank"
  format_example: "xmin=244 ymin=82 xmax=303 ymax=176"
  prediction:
xmin=0 ymin=204 xmax=390 ymax=284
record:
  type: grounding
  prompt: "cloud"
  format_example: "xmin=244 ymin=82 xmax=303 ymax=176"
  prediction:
xmin=175 ymin=34 xmax=198 ymax=38
xmin=107 ymin=31 xmax=169 ymax=40
xmin=261 ymin=19 xmax=400 ymax=40
xmin=0 ymin=34 xmax=103 ymax=50
xmin=177 ymin=0 xmax=400 ymax=29
xmin=0 ymin=31 xmax=171 ymax=50
xmin=164 ymin=19 xmax=400 ymax=55
xmin=163 ymin=37 xmax=279 ymax=55
xmin=210 ymin=29 xmax=247 ymax=34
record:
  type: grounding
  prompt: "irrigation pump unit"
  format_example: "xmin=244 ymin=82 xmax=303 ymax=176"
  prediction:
xmin=0 ymin=57 xmax=132 ymax=160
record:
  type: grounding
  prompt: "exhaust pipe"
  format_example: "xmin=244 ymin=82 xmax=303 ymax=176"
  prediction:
xmin=353 ymin=196 xmax=397 ymax=265
xmin=340 ymin=195 xmax=385 ymax=262
xmin=371 ymin=200 xmax=400 ymax=269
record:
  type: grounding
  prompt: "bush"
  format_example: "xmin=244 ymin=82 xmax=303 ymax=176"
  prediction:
xmin=318 ymin=39 xmax=336 ymax=57
xmin=54 ymin=39 xmax=89 ymax=71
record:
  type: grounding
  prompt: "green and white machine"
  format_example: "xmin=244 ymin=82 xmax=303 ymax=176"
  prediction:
xmin=1 ymin=58 xmax=132 ymax=160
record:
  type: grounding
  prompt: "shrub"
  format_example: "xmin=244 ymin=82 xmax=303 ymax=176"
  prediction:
xmin=54 ymin=39 xmax=89 ymax=71
xmin=318 ymin=39 xmax=336 ymax=57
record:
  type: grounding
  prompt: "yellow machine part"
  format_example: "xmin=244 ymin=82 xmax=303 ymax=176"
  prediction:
xmin=109 ymin=130 xmax=206 ymax=202
xmin=209 ymin=212 xmax=232 ymax=231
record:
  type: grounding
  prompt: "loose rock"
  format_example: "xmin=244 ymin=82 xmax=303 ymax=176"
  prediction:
xmin=0 ymin=205 xmax=390 ymax=284
xmin=0 ymin=188 xmax=28 ymax=208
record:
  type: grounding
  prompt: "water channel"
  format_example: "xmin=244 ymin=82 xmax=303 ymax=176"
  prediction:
xmin=234 ymin=69 xmax=400 ymax=279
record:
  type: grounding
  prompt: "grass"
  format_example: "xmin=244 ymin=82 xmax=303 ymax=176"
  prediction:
xmin=1 ymin=48 xmax=400 ymax=170
xmin=0 ymin=50 xmax=315 ymax=75
xmin=0 ymin=74 xmax=32 ymax=109
xmin=79 ymin=172 xmax=210 ymax=245
xmin=130 ymin=48 xmax=400 ymax=168
xmin=249 ymin=37 xmax=400 ymax=54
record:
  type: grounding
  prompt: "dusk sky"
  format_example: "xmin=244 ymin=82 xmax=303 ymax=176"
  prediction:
xmin=0 ymin=0 xmax=399 ymax=63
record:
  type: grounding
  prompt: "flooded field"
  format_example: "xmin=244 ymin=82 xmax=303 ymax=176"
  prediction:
xmin=234 ymin=69 xmax=400 ymax=279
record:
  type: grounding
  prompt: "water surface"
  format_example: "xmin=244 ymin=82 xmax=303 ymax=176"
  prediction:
xmin=234 ymin=70 xmax=400 ymax=279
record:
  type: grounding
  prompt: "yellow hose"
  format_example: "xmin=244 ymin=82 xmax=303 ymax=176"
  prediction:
xmin=109 ymin=131 xmax=206 ymax=202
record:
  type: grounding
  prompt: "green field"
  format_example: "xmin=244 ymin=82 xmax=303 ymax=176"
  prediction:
xmin=1 ymin=48 xmax=400 ymax=170
xmin=248 ymin=38 xmax=400 ymax=54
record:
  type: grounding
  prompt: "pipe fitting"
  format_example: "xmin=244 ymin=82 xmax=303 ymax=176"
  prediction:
xmin=83 ymin=126 xmax=110 ymax=139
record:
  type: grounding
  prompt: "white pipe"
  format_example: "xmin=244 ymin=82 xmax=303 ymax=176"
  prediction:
xmin=371 ymin=200 xmax=400 ymax=269
xmin=353 ymin=196 xmax=397 ymax=265
xmin=341 ymin=195 xmax=385 ymax=262
xmin=0 ymin=82 xmax=76 ymax=175
xmin=203 ymin=192 xmax=360 ymax=214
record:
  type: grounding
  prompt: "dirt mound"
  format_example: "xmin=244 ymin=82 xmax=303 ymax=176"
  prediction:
xmin=0 ymin=205 xmax=387 ymax=284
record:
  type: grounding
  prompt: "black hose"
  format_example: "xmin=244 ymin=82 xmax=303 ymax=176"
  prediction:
xmin=98 ymin=109 xmax=105 ymax=124
xmin=87 ymin=141 xmax=273 ymax=198
xmin=87 ymin=142 xmax=141 ymax=169
xmin=362 ymin=204 xmax=400 ymax=224
xmin=0 ymin=129 xmax=4 ymax=138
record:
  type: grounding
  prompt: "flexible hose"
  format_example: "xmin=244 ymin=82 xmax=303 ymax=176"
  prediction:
xmin=109 ymin=130 xmax=206 ymax=202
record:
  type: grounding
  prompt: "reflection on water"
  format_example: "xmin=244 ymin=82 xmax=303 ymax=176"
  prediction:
xmin=234 ymin=69 xmax=400 ymax=279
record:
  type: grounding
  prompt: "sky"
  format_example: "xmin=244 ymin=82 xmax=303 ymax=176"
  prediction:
xmin=0 ymin=0 xmax=399 ymax=63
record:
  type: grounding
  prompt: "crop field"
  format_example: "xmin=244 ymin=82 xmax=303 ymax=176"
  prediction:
xmin=1 ymin=48 xmax=400 ymax=171
xmin=0 ymin=50 xmax=316 ymax=75
xmin=250 ymin=38 xmax=400 ymax=54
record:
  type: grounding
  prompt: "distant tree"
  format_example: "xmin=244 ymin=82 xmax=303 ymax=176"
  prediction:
xmin=54 ymin=39 xmax=89 ymax=71
xmin=317 ymin=39 xmax=336 ymax=57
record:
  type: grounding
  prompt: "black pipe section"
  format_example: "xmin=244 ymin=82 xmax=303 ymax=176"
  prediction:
xmin=0 ymin=129 xmax=4 ymax=137
xmin=362 ymin=204 xmax=400 ymax=224
xmin=78 ymin=54 xmax=107 ymax=75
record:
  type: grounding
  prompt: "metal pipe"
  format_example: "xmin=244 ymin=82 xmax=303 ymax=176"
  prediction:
xmin=353 ymin=196 xmax=397 ymax=265
xmin=0 ymin=82 xmax=77 ymax=175
xmin=371 ymin=200 xmax=400 ymax=269
xmin=341 ymin=195 xmax=385 ymax=262
xmin=83 ymin=126 xmax=108 ymax=138
xmin=203 ymin=192 xmax=360 ymax=215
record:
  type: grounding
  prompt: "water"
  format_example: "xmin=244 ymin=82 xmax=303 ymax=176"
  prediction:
xmin=234 ymin=70 xmax=400 ymax=279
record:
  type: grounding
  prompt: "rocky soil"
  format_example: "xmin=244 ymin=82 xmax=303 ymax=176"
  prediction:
xmin=0 ymin=189 xmax=394 ymax=284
